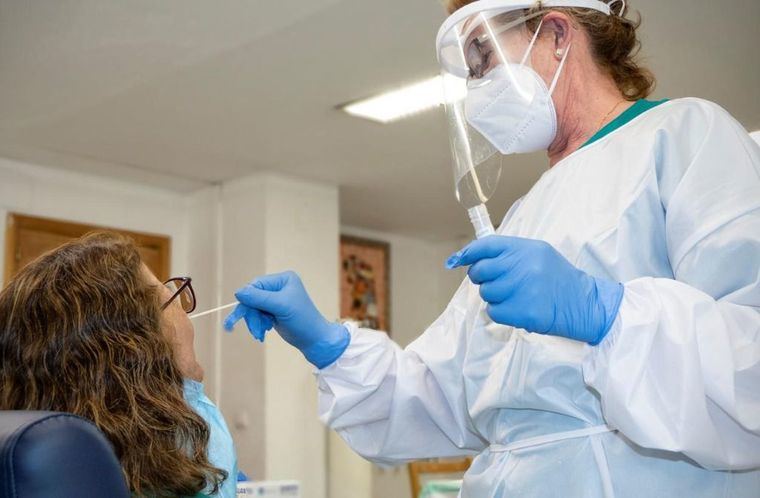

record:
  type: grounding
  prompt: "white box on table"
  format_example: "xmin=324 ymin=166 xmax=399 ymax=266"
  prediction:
xmin=236 ymin=480 xmax=300 ymax=497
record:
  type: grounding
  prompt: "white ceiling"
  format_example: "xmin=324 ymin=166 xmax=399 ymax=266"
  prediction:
xmin=1 ymin=0 xmax=759 ymax=240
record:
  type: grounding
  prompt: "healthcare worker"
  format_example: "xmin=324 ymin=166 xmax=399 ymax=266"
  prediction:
xmin=226 ymin=0 xmax=760 ymax=496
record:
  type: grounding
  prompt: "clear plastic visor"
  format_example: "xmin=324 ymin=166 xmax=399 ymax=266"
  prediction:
xmin=439 ymin=9 xmax=547 ymax=81
xmin=438 ymin=9 xmax=547 ymax=209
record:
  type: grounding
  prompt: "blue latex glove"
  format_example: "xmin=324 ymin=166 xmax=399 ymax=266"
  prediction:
xmin=446 ymin=236 xmax=624 ymax=345
xmin=224 ymin=304 xmax=274 ymax=342
xmin=224 ymin=271 xmax=350 ymax=369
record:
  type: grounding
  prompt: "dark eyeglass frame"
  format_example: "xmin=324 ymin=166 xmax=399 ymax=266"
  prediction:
xmin=463 ymin=10 xmax=547 ymax=80
xmin=161 ymin=276 xmax=197 ymax=314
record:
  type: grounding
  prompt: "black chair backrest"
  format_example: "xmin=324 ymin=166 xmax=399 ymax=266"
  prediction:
xmin=0 ymin=411 xmax=130 ymax=498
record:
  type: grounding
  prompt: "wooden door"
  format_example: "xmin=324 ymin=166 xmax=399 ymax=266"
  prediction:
xmin=4 ymin=213 xmax=171 ymax=286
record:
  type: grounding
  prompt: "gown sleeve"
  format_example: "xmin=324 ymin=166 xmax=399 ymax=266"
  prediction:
xmin=583 ymin=100 xmax=760 ymax=470
xmin=315 ymin=282 xmax=487 ymax=465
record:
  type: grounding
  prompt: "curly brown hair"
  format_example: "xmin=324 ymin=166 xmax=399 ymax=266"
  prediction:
xmin=0 ymin=231 xmax=226 ymax=497
xmin=444 ymin=0 xmax=655 ymax=100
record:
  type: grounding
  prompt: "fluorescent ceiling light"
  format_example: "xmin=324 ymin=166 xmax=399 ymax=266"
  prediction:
xmin=342 ymin=75 xmax=465 ymax=124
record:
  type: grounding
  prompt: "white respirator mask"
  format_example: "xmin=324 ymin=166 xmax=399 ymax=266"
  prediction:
xmin=437 ymin=0 xmax=609 ymax=159
xmin=464 ymin=47 xmax=567 ymax=154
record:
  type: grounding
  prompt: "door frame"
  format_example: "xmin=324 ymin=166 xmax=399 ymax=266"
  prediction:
xmin=4 ymin=212 xmax=171 ymax=286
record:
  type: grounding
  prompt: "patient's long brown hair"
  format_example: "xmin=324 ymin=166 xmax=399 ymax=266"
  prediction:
xmin=0 ymin=231 xmax=225 ymax=497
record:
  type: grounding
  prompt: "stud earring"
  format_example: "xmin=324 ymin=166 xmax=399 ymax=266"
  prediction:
xmin=555 ymin=48 xmax=565 ymax=58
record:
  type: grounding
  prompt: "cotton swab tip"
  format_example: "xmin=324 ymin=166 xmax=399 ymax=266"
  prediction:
xmin=189 ymin=302 xmax=238 ymax=320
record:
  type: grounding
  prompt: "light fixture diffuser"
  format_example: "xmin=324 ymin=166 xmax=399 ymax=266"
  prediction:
xmin=342 ymin=75 xmax=465 ymax=124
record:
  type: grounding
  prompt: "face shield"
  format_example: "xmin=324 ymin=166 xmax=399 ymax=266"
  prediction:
xmin=436 ymin=0 xmax=611 ymax=214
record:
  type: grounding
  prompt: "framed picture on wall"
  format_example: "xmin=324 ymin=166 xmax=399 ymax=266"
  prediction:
xmin=340 ymin=235 xmax=390 ymax=334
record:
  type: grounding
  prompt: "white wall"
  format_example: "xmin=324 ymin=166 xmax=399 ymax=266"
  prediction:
xmin=261 ymin=175 xmax=337 ymax=498
xmin=340 ymin=226 xmax=467 ymax=498
xmin=0 ymin=158 xmax=230 ymax=379
xmin=182 ymin=173 xmax=338 ymax=498
xmin=184 ymin=187 xmax=225 ymax=399
xmin=0 ymin=157 xmax=189 ymax=282
xmin=0 ymin=160 xmax=334 ymax=497
xmin=0 ymin=157 xmax=471 ymax=498
xmin=341 ymin=226 xmax=466 ymax=348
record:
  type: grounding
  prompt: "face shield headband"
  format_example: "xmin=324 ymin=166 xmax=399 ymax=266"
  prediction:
xmin=436 ymin=0 xmax=613 ymax=77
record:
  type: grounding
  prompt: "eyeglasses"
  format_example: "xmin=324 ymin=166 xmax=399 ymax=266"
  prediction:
xmin=161 ymin=277 xmax=197 ymax=314
xmin=463 ymin=10 xmax=546 ymax=79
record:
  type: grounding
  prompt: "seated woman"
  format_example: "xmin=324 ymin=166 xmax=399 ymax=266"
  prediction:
xmin=0 ymin=231 xmax=237 ymax=498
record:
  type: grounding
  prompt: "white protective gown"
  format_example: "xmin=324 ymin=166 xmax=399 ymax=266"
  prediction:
xmin=317 ymin=98 xmax=760 ymax=497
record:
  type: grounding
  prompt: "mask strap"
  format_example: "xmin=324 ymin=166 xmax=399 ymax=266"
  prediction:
xmin=517 ymin=16 xmax=570 ymax=95
xmin=520 ymin=18 xmax=545 ymax=67
xmin=548 ymin=43 xmax=571 ymax=95
xmin=608 ymin=0 xmax=626 ymax=16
